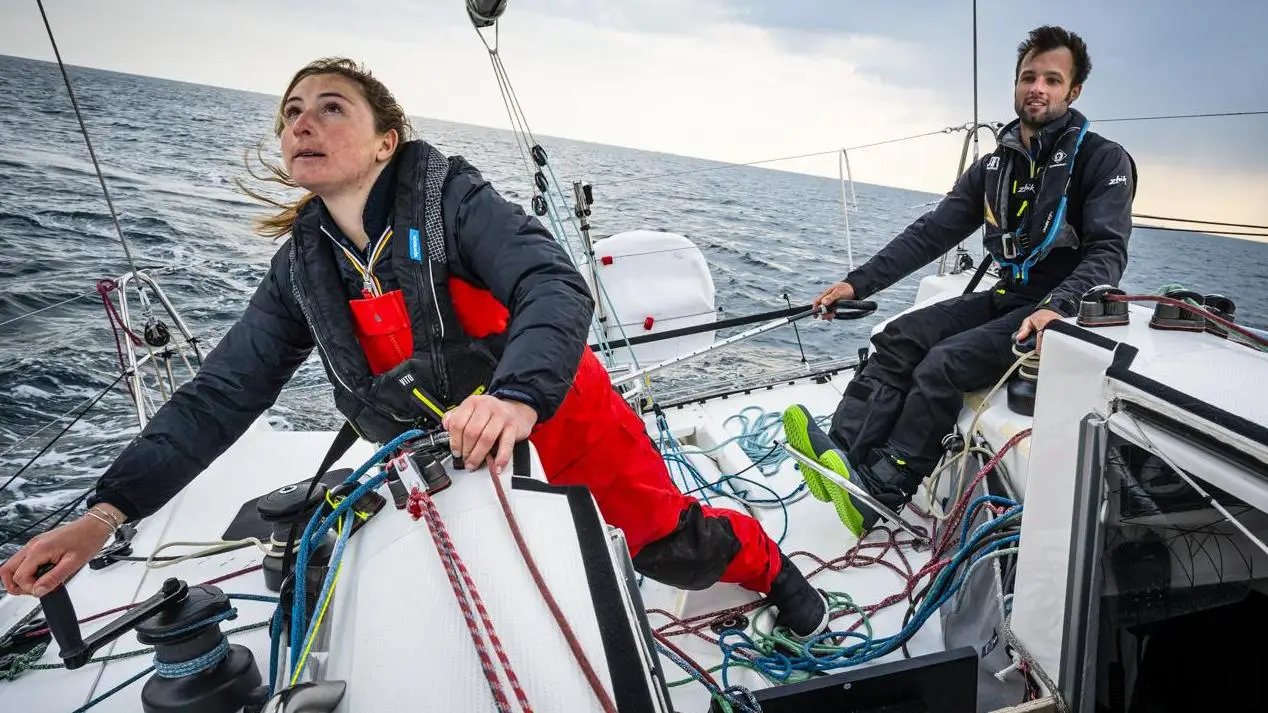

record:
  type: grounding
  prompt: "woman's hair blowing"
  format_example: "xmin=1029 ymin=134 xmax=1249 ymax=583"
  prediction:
xmin=236 ymin=57 xmax=412 ymax=239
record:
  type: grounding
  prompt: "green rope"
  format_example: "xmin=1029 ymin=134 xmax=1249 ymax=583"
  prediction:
xmin=733 ymin=591 xmax=872 ymax=685
xmin=0 ymin=620 xmax=269 ymax=681
xmin=0 ymin=641 xmax=49 ymax=681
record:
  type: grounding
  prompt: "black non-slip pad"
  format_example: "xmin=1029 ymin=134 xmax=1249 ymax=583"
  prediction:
xmin=220 ymin=468 xmax=358 ymax=542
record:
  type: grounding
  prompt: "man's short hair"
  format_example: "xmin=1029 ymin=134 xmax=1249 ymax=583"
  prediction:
xmin=1015 ymin=25 xmax=1092 ymax=86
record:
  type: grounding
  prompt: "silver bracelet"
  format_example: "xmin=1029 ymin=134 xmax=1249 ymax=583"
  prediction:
xmin=89 ymin=505 xmax=125 ymax=528
xmin=84 ymin=509 xmax=119 ymax=534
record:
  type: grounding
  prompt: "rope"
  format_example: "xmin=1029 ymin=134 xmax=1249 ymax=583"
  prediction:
xmin=0 ymin=377 xmax=126 ymax=460
xmin=471 ymin=23 xmax=648 ymax=378
xmin=652 ymin=632 xmax=760 ymax=713
xmin=409 ymin=485 xmax=533 ymax=713
xmin=1132 ymin=213 xmax=1268 ymax=230
xmin=69 ymin=666 xmax=154 ymax=713
xmin=15 ymin=565 xmax=264 ymax=641
xmin=488 ymin=471 xmax=618 ymax=713
xmin=0 ymin=621 xmax=273 ymax=681
xmin=642 ymin=406 xmax=1047 ymax=695
xmin=0 ymin=488 xmax=94 ymax=549
xmin=1133 ymin=224 xmax=1268 ymax=238
xmin=153 ymin=639 xmax=229 ymax=678
xmin=1106 ymin=292 xmax=1268 ymax=349
xmin=290 ymin=515 xmax=350 ymax=686
xmin=717 ymin=510 xmax=1020 ymax=683
xmin=1001 ymin=617 xmax=1067 ymax=713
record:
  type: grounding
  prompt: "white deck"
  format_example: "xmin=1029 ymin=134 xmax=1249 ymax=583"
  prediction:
xmin=640 ymin=371 xmax=944 ymax=713
xmin=0 ymin=424 xmax=633 ymax=713
xmin=0 ymin=371 xmax=953 ymax=713
xmin=13 ymin=267 xmax=1265 ymax=711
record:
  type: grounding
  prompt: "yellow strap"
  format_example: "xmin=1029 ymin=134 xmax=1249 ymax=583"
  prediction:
xmin=411 ymin=387 xmax=447 ymax=420
xmin=368 ymin=227 xmax=394 ymax=270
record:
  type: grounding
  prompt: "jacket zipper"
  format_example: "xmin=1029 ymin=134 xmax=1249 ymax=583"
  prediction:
xmin=290 ymin=241 xmax=355 ymax=397
xmin=290 ymin=240 xmax=411 ymax=423
xmin=322 ymin=224 xmax=394 ymax=296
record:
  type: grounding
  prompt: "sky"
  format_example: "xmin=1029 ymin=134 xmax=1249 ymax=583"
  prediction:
xmin=2 ymin=0 xmax=1266 ymax=231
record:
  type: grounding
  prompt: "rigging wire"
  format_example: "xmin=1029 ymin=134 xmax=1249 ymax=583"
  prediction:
xmin=1098 ymin=109 xmax=1268 ymax=123
xmin=593 ymin=126 xmax=958 ymax=186
xmin=0 ymin=290 xmax=98 ymax=330
xmin=1132 ymin=224 xmax=1268 ymax=239
xmin=1133 ymin=214 xmax=1268 ymax=230
xmin=35 ymin=0 xmax=143 ymax=279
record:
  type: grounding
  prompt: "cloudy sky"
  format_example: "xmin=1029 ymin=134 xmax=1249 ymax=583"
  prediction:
xmin=3 ymin=0 xmax=1266 ymax=227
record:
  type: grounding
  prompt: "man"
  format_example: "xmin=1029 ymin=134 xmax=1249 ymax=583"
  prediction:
xmin=782 ymin=25 xmax=1136 ymax=536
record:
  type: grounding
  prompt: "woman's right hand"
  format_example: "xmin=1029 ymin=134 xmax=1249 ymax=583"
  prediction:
xmin=0 ymin=514 xmax=114 ymax=597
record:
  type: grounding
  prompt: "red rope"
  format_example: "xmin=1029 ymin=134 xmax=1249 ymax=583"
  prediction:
xmin=1106 ymin=293 xmax=1268 ymax=349
xmin=96 ymin=278 xmax=142 ymax=399
xmin=409 ymin=486 xmax=531 ymax=713
xmin=488 ymin=473 xmax=620 ymax=713
xmin=24 ymin=564 xmax=263 ymax=639
xmin=650 ymin=429 xmax=1035 ymax=649
xmin=933 ymin=429 xmax=1031 ymax=558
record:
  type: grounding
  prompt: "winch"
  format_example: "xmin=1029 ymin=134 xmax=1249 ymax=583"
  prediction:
xmin=34 ymin=565 xmax=264 ymax=713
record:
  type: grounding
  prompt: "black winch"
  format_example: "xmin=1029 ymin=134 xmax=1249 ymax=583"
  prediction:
xmin=34 ymin=566 xmax=264 ymax=713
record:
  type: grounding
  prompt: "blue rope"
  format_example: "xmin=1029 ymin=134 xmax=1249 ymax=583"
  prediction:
xmin=291 ymin=510 xmax=354 ymax=674
xmin=68 ymin=607 xmax=250 ymax=710
xmin=652 ymin=406 xmax=820 ymax=545
xmin=290 ymin=429 xmax=423 ymax=658
xmin=267 ymin=606 xmax=284 ymax=697
xmin=153 ymin=639 xmax=230 ymax=678
xmin=653 ymin=641 xmax=760 ymax=713
xmin=717 ymin=504 xmax=1022 ymax=685
xmin=69 ymin=665 xmax=154 ymax=712
xmin=226 ymin=593 xmax=281 ymax=604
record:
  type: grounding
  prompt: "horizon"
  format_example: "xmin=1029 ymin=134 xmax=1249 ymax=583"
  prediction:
xmin=1 ymin=0 xmax=1265 ymax=243
xmin=4 ymin=52 xmax=1263 ymax=248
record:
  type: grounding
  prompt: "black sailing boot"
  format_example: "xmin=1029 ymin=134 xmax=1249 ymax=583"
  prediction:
xmin=858 ymin=450 xmax=928 ymax=516
xmin=766 ymin=554 xmax=830 ymax=641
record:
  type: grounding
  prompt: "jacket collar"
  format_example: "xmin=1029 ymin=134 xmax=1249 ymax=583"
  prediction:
xmin=300 ymin=151 xmax=403 ymax=255
xmin=997 ymin=107 xmax=1085 ymax=162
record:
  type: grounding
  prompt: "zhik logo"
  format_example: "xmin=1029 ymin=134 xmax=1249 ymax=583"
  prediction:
xmin=1108 ymin=175 xmax=1127 ymax=186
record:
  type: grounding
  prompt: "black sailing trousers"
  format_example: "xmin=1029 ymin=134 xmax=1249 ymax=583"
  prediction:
xmin=829 ymin=288 xmax=1038 ymax=486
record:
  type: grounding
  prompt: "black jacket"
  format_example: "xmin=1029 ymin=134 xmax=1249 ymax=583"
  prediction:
xmin=90 ymin=149 xmax=594 ymax=521
xmin=843 ymin=109 xmax=1136 ymax=316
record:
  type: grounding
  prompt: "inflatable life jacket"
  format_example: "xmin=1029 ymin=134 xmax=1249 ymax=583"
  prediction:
xmin=981 ymin=108 xmax=1093 ymax=284
xmin=289 ymin=140 xmax=511 ymax=443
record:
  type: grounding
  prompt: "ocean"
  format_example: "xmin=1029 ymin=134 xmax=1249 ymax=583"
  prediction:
xmin=2 ymin=54 xmax=1266 ymax=552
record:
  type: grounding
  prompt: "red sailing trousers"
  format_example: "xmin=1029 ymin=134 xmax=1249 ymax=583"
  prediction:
xmin=453 ymin=278 xmax=783 ymax=593
xmin=355 ymin=277 xmax=784 ymax=593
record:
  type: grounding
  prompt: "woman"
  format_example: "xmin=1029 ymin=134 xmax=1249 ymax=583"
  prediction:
xmin=0 ymin=58 xmax=828 ymax=639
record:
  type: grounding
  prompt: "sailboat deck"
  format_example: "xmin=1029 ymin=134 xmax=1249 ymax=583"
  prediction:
xmin=640 ymin=369 xmax=943 ymax=712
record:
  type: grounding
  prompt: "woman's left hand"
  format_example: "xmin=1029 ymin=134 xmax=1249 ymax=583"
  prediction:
xmin=443 ymin=395 xmax=537 ymax=474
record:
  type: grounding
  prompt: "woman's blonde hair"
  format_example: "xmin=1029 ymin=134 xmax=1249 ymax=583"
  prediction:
xmin=236 ymin=57 xmax=413 ymax=239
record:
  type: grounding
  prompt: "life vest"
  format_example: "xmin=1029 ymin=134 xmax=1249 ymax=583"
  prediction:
xmin=981 ymin=109 xmax=1094 ymax=284
xmin=289 ymin=140 xmax=511 ymax=443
